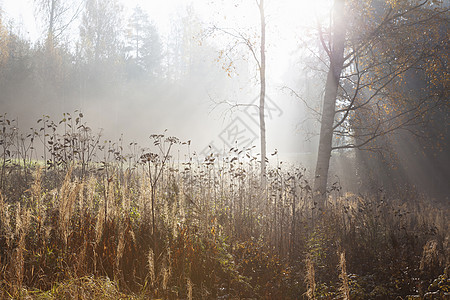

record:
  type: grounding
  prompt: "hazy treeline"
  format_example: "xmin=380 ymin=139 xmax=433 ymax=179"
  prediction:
xmin=0 ymin=2 xmax=234 ymax=145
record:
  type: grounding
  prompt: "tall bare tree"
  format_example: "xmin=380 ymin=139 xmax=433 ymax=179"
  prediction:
xmin=212 ymin=0 xmax=268 ymax=187
xmin=313 ymin=0 xmax=346 ymax=202
xmin=34 ymin=0 xmax=82 ymax=46
xmin=258 ymin=0 xmax=267 ymax=188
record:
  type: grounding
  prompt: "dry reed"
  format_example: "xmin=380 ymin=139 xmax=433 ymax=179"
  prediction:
xmin=338 ymin=251 xmax=350 ymax=300
xmin=305 ymin=254 xmax=316 ymax=300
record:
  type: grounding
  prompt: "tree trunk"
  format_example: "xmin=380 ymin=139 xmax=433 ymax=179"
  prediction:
xmin=259 ymin=0 xmax=267 ymax=189
xmin=313 ymin=0 xmax=346 ymax=207
xmin=47 ymin=0 xmax=56 ymax=47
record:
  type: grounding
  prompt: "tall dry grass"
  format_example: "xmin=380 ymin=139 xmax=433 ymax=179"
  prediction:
xmin=0 ymin=113 xmax=448 ymax=299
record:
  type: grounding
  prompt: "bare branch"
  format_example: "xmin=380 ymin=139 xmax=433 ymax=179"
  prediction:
xmin=317 ymin=20 xmax=331 ymax=59
xmin=282 ymin=86 xmax=321 ymax=117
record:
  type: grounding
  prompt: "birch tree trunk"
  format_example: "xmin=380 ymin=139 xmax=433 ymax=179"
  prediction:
xmin=258 ymin=0 xmax=267 ymax=188
xmin=313 ymin=0 xmax=346 ymax=207
xmin=47 ymin=0 xmax=56 ymax=46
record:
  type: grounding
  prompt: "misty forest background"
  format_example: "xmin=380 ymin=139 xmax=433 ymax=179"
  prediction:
xmin=0 ymin=0 xmax=449 ymax=299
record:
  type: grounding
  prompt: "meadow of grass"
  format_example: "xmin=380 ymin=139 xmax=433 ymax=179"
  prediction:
xmin=0 ymin=112 xmax=448 ymax=299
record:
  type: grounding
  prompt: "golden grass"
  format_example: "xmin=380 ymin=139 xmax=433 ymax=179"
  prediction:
xmin=0 ymin=163 xmax=447 ymax=299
